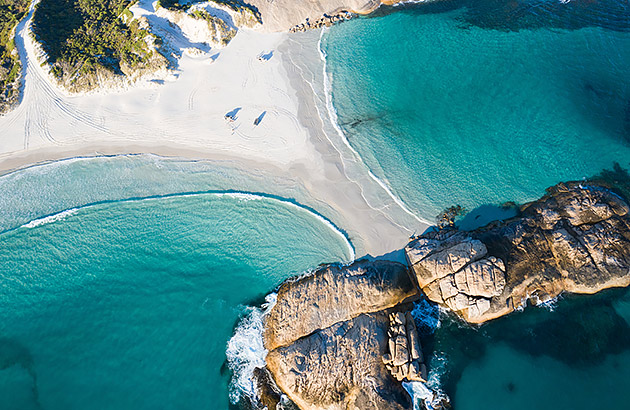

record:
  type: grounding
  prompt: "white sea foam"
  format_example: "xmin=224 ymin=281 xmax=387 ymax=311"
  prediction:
xmin=226 ymin=292 xmax=277 ymax=406
xmin=282 ymin=200 xmax=355 ymax=261
xmin=403 ymin=380 xmax=435 ymax=410
xmin=2 ymin=156 xmax=355 ymax=260
xmin=393 ymin=0 xmax=435 ymax=7
xmin=405 ymin=300 xmax=448 ymax=409
xmin=317 ymin=29 xmax=431 ymax=227
xmin=21 ymin=208 xmax=79 ymax=229
xmin=403 ymin=355 xmax=450 ymax=410
xmin=214 ymin=192 xmax=260 ymax=201
xmin=216 ymin=191 xmax=355 ymax=260
xmin=535 ymin=293 xmax=561 ymax=312
xmin=411 ymin=298 xmax=441 ymax=334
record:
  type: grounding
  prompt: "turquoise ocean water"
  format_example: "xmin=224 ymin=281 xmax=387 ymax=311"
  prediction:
xmin=3 ymin=1 xmax=630 ymax=408
xmin=323 ymin=1 xmax=630 ymax=408
xmin=0 ymin=157 xmax=352 ymax=409
xmin=323 ymin=0 xmax=630 ymax=221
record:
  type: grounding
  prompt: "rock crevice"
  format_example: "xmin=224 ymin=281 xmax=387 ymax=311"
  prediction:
xmin=259 ymin=260 xmax=443 ymax=410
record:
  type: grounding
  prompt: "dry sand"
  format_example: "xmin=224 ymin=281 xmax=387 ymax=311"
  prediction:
xmin=0 ymin=6 xmax=429 ymax=258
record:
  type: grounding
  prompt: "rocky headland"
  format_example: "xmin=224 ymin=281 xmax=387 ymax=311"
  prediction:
xmin=257 ymin=260 xmax=447 ymax=410
xmin=406 ymin=181 xmax=630 ymax=323
xmin=253 ymin=180 xmax=630 ymax=409
xmin=249 ymin=0 xmax=404 ymax=32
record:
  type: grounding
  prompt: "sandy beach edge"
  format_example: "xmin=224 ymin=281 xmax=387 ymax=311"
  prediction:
xmin=0 ymin=25 xmax=429 ymax=259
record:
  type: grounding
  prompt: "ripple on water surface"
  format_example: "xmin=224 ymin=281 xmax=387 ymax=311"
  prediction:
xmin=0 ymin=160 xmax=352 ymax=410
xmin=323 ymin=0 xmax=630 ymax=220
xmin=324 ymin=1 xmax=630 ymax=408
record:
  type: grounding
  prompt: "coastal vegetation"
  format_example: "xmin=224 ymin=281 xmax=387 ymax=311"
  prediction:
xmin=0 ymin=0 xmax=29 ymax=113
xmin=189 ymin=9 xmax=236 ymax=46
xmin=31 ymin=0 xmax=167 ymax=92
xmin=157 ymin=0 xmax=262 ymax=25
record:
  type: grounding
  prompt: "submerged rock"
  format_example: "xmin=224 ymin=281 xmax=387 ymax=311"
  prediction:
xmin=406 ymin=182 xmax=630 ymax=323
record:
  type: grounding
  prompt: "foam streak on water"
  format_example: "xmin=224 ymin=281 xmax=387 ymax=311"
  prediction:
xmin=323 ymin=5 xmax=630 ymax=220
xmin=0 ymin=157 xmax=353 ymax=410
xmin=9 ymin=191 xmax=355 ymax=261
xmin=21 ymin=208 xmax=78 ymax=229
xmin=0 ymin=155 xmax=355 ymax=261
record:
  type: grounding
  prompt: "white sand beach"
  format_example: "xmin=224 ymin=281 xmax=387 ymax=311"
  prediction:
xmin=0 ymin=3 xmax=429 ymax=258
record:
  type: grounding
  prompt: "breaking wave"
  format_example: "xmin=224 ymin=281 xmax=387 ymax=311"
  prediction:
xmin=226 ymin=293 xmax=277 ymax=406
xmin=21 ymin=208 xmax=78 ymax=229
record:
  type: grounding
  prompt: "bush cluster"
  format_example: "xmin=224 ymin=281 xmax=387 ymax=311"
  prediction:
xmin=31 ymin=0 xmax=156 ymax=82
xmin=0 ymin=0 xmax=29 ymax=88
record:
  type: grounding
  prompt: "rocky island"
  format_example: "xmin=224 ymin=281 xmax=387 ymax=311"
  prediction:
xmin=254 ymin=179 xmax=630 ymax=409
xmin=258 ymin=260 xmax=441 ymax=410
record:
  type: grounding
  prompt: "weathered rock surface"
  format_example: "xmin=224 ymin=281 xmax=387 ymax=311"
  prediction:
xmin=263 ymin=260 xmax=419 ymax=351
xmin=406 ymin=182 xmax=630 ymax=323
xmin=249 ymin=0 xmax=402 ymax=32
xmin=266 ymin=311 xmax=413 ymax=410
xmin=383 ymin=311 xmax=428 ymax=383
xmin=288 ymin=11 xmax=355 ymax=33
xmin=261 ymin=260 xmax=445 ymax=410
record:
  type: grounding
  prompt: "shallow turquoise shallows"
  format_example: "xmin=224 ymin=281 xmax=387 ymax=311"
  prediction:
xmin=323 ymin=2 xmax=630 ymax=221
xmin=324 ymin=2 xmax=630 ymax=408
xmin=0 ymin=190 xmax=351 ymax=409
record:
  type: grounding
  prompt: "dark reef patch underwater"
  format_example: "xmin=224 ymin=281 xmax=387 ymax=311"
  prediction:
xmin=422 ymin=286 xmax=630 ymax=408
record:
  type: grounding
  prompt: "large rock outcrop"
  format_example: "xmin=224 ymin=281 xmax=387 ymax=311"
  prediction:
xmin=383 ymin=311 xmax=428 ymax=383
xmin=261 ymin=260 xmax=441 ymax=410
xmin=406 ymin=182 xmax=630 ymax=323
xmin=266 ymin=310 xmax=413 ymax=410
xmin=248 ymin=0 xmax=402 ymax=32
xmin=264 ymin=260 xmax=419 ymax=351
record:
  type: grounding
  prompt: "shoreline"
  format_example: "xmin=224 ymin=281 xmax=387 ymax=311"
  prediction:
xmin=0 ymin=19 xmax=429 ymax=259
xmin=5 ymin=185 xmax=356 ymax=262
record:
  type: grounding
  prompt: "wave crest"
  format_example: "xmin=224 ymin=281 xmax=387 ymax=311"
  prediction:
xmin=21 ymin=208 xmax=78 ymax=229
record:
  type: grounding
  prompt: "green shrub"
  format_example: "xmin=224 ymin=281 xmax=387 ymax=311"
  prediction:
xmin=0 ymin=0 xmax=29 ymax=89
xmin=31 ymin=0 xmax=159 ymax=85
